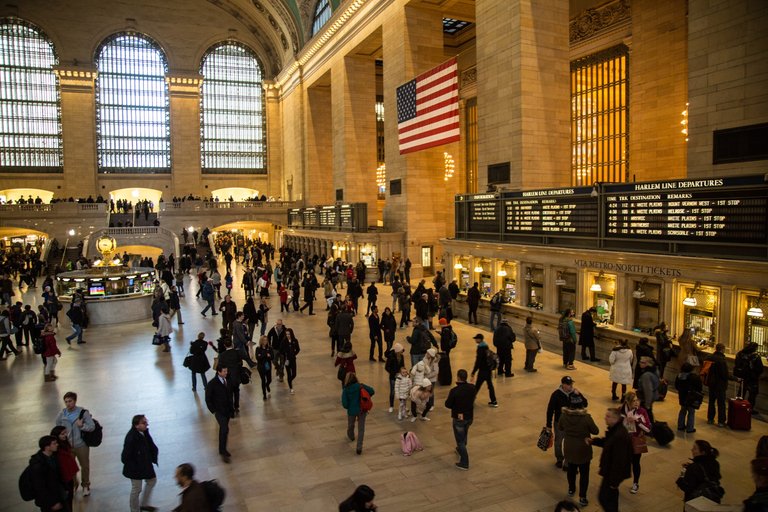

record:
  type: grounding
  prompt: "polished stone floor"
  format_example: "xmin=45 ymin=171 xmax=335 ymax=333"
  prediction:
xmin=1 ymin=259 xmax=762 ymax=511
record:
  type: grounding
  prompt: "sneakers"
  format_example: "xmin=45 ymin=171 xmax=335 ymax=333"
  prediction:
xmin=290 ymin=389 xmax=295 ymax=394
xmin=555 ymin=461 xmax=563 ymax=469
xmin=566 ymin=365 xmax=576 ymax=370
xmin=579 ymin=498 xmax=589 ymax=506
xmin=455 ymin=463 xmax=469 ymax=471
xmin=388 ymin=407 xmax=394 ymax=413
xmin=630 ymin=483 xmax=639 ymax=494
xmin=488 ymin=402 xmax=499 ymax=408
xmin=567 ymin=490 xmax=575 ymax=497
xmin=419 ymin=416 xmax=431 ymax=421
xmin=397 ymin=413 xmax=403 ymax=421
xmin=410 ymin=417 xmax=418 ymax=423
xmin=83 ymin=486 xmax=91 ymax=497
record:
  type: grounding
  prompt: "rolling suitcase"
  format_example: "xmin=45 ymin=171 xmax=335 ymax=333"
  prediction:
xmin=438 ymin=352 xmax=452 ymax=385
xmin=728 ymin=380 xmax=752 ymax=431
xmin=651 ymin=421 xmax=675 ymax=446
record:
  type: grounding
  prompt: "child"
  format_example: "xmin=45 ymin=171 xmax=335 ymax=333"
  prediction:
xmin=394 ymin=366 xmax=412 ymax=420
xmin=225 ymin=271 xmax=234 ymax=293
xmin=410 ymin=379 xmax=433 ymax=422
xmin=41 ymin=324 xmax=61 ymax=381
xmin=174 ymin=270 xmax=185 ymax=297
xmin=279 ymin=285 xmax=290 ymax=313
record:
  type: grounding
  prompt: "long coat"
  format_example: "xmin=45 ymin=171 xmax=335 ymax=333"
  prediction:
xmin=609 ymin=348 xmax=634 ymax=385
xmin=558 ymin=408 xmax=600 ymax=464
xmin=578 ymin=310 xmax=596 ymax=346
xmin=121 ymin=427 xmax=158 ymax=480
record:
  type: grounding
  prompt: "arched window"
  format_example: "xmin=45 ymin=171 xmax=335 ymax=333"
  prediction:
xmin=95 ymin=33 xmax=170 ymax=174
xmin=311 ymin=0 xmax=332 ymax=37
xmin=0 ymin=18 xmax=62 ymax=172
xmin=200 ymin=42 xmax=265 ymax=174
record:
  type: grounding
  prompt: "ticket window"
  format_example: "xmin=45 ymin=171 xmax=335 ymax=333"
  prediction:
xmin=359 ymin=244 xmax=377 ymax=268
xmin=633 ymin=281 xmax=661 ymax=333
xmin=557 ymin=271 xmax=577 ymax=314
xmin=500 ymin=262 xmax=517 ymax=303
xmin=455 ymin=256 xmax=470 ymax=291
xmin=421 ymin=246 xmax=433 ymax=274
xmin=682 ymin=285 xmax=719 ymax=347
xmin=591 ymin=273 xmax=616 ymax=324
xmin=526 ymin=266 xmax=544 ymax=310
xmin=480 ymin=272 xmax=493 ymax=297
xmin=745 ymin=294 xmax=767 ymax=356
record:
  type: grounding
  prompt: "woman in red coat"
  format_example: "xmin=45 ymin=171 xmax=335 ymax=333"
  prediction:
xmin=51 ymin=425 xmax=79 ymax=509
xmin=41 ymin=323 xmax=61 ymax=381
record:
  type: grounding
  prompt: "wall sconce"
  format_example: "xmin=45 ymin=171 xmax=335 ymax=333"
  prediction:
xmin=632 ymin=278 xmax=647 ymax=299
xmin=554 ymin=271 xmax=566 ymax=286
xmin=524 ymin=267 xmax=532 ymax=281
xmin=747 ymin=289 xmax=766 ymax=318
xmin=682 ymin=281 xmax=700 ymax=307
xmin=497 ymin=261 xmax=508 ymax=277
xmin=332 ymin=244 xmax=338 ymax=250
xmin=474 ymin=262 xmax=484 ymax=273
xmin=454 ymin=261 xmax=463 ymax=270
xmin=590 ymin=271 xmax=604 ymax=292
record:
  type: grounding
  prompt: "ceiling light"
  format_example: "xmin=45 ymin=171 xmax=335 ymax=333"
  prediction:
xmin=683 ymin=296 xmax=697 ymax=307
xmin=453 ymin=262 xmax=463 ymax=269
xmin=747 ymin=306 xmax=764 ymax=318
xmin=473 ymin=264 xmax=483 ymax=273
xmin=590 ymin=271 xmax=604 ymax=292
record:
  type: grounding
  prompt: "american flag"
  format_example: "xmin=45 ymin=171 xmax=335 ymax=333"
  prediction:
xmin=397 ymin=57 xmax=460 ymax=155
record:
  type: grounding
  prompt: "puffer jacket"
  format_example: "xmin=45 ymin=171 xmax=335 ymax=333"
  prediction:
xmin=609 ymin=347 xmax=634 ymax=385
xmin=558 ymin=407 xmax=599 ymax=464
xmin=410 ymin=360 xmax=427 ymax=387
xmin=394 ymin=374 xmax=412 ymax=400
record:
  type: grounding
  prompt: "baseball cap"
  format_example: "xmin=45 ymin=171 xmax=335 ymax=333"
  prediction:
xmin=561 ymin=376 xmax=574 ymax=385
xmin=473 ymin=333 xmax=484 ymax=340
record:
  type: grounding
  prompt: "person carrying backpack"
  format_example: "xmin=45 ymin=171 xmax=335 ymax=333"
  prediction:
xmin=341 ymin=372 xmax=375 ymax=455
xmin=21 ymin=436 xmax=68 ymax=511
xmin=735 ymin=342 xmax=764 ymax=414
xmin=471 ymin=333 xmax=498 ymax=407
xmin=559 ymin=309 xmax=577 ymax=370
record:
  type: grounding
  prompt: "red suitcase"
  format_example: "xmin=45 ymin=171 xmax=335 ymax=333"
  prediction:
xmin=728 ymin=380 xmax=752 ymax=431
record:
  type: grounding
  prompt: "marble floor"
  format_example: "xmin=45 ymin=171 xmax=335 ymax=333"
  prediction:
xmin=0 ymin=259 xmax=762 ymax=512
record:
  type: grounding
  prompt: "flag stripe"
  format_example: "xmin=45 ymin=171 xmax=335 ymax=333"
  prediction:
xmin=397 ymin=57 xmax=460 ymax=155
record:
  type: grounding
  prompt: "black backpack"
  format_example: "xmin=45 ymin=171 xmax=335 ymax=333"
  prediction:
xmin=19 ymin=463 xmax=36 ymax=501
xmin=733 ymin=352 xmax=749 ymax=379
xmin=558 ymin=320 xmax=571 ymax=342
xmin=201 ymin=479 xmax=226 ymax=511
xmin=78 ymin=409 xmax=104 ymax=447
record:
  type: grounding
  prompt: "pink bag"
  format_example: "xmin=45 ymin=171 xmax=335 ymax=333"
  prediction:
xmin=401 ymin=431 xmax=423 ymax=456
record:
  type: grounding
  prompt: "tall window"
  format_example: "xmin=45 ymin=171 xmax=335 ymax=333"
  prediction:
xmin=465 ymin=97 xmax=478 ymax=193
xmin=200 ymin=42 xmax=265 ymax=174
xmin=95 ymin=33 xmax=170 ymax=174
xmin=311 ymin=0 xmax=332 ymax=37
xmin=571 ymin=45 xmax=628 ymax=186
xmin=0 ymin=18 xmax=62 ymax=172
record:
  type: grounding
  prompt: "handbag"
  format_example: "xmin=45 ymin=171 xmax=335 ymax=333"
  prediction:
xmin=686 ymin=390 xmax=704 ymax=410
xmin=183 ymin=355 xmax=193 ymax=369
xmin=152 ymin=333 xmax=164 ymax=345
xmin=688 ymin=466 xmax=725 ymax=503
xmin=537 ymin=427 xmax=554 ymax=451
xmin=631 ymin=433 xmax=648 ymax=454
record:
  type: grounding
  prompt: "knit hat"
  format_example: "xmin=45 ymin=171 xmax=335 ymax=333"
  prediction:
xmin=393 ymin=343 xmax=404 ymax=353
xmin=421 ymin=378 xmax=432 ymax=387
xmin=351 ymin=485 xmax=375 ymax=503
xmin=427 ymin=347 xmax=437 ymax=357
xmin=439 ymin=317 xmax=449 ymax=326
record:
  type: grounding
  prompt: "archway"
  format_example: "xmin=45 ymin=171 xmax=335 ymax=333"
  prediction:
xmin=0 ymin=188 xmax=54 ymax=204
xmin=210 ymin=187 xmax=260 ymax=202
xmin=109 ymin=187 xmax=163 ymax=207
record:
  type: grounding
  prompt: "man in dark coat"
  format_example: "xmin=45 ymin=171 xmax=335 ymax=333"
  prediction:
xmin=173 ymin=463 xmax=210 ymax=512
xmin=408 ymin=321 xmax=437 ymax=367
xmin=492 ymin=318 xmax=516 ymax=377
xmin=589 ymin=408 xmax=633 ymax=512
xmin=218 ymin=295 xmax=237 ymax=332
xmin=217 ymin=339 xmax=244 ymax=413
xmin=334 ymin=305 xmax=355 ymax=350
xmin=205 ymin=366 xmax=235 ymax=463
xmin=29 ymin=435 xmax=67 ymax=512
xmin=705 ymin=343 xmax=730 ymax=427
xmin=121 ymin=414 xmax=159 ymax=512
xmin=579 ymin=307 xmax=599 ymax=361
xmin=467 ymin=282 xmax=480 ymax=325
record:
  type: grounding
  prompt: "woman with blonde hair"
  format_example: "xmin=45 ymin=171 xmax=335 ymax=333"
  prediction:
xmin=620 ymin=391 xmax=651 ymax=495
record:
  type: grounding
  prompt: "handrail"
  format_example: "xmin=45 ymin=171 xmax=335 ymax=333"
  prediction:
xmin=0 ymin=203 xmax=106 ymax=213
xmin=160 ymin=200 xmax=299 ymax=212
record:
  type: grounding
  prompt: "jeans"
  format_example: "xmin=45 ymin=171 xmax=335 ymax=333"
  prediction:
xmin=567 ymin=461 xmax=590 ymax=498
xmin=286 ymin=358 xmax=297 ymax=389
xmin=562 ymin=341 xmax=575 ymax=366
xmin=498 ymin=351 xmax=512 ymax=376
xmin=598 ymin=479 xmax=619 ymax=512
xmin=411 ymin=353 xmax=425 ymax=367
xmin=400 ymin=308 xmax=410 ymax=327
xmin=369 ymin=336 xmax=382 ymax=360
xmin=258 ymin=367 xmax=272 ymax=398
xmin=215 ymin=412 xmax=230 ymax=454
xmin=129 ymin=477 xmax=156 ymax=512
xmin=452 ymin=418 xmax=472 ymax=467
xmin=554 ymin=425 xmax=565 ymax=464
xmin=366 ymin=298 xmax=376 ymax=316
xmin=474 ymin=371 xmax=496 ymax=403
xmin=678 ymin=405 xmax=696 ymax=431
xmin=347 ymin=412 xmax=367 ymax=451
xmin=274 ymin=351 xmax=286 ymax=380
xmin=201 ymin=299 xmax=214 ymax=316
xmin=524 ymin=349 xmax=538 ymax=370
xmin=489 ymin=311 xmax=501 ymax=331
xmin=66 ymin=324 xmax=83 ymax=343
xmin=707 ymin=388 xmax=726 ymax=424
xmin=0 ymin=336 xmax=18 ymax=357
xmin=191 ymin=371 xmax=208 ymax=390
xmin=389 ymin=377 xmax=396 ymax=407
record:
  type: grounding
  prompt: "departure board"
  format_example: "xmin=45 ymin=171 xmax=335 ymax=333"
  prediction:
xmin=604 ymin=176 xmax=768 ymax=243
xmin=503 ymin=187 xmax=598 ymax=236
xmin=319 ymin=206 xmax=337 ymax=228
xmin=467 ymin=194 xmax=499 ymax=233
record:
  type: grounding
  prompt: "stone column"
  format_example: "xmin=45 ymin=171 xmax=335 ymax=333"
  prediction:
xmin=331 ymin=55 xmax=378 ymax=215
xmin=476 ymin=0 xmax=570 ymax=190
xmin=55 ymin=68 xmax=98 ymax=198
xmin=263 ymin=80 xmax=283 ymax=199
xmin=306 ymin=83 xmax=334 ymax=204
xmin=382 ymin=4 xmax=452 ymax=277
xmin=166 ymin=74 xmax=203 ymax=197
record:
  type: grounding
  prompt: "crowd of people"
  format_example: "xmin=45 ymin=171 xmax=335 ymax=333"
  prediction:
xmin=4 ymin=240 xmax=767 ymax=512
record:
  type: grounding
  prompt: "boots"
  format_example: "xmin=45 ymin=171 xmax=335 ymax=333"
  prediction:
xmin=51 ymin=371 xmax=58 ymax=380
xmin=44 ymin=374 xmax=55 ymax=382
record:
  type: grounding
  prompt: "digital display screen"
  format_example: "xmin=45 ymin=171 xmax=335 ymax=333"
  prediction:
xmin=88 ymin=284 xmax=105 ymax=296
xmin=502 ymin=187 xmax=598 ymax=236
